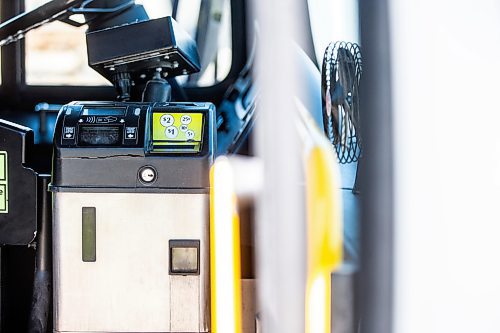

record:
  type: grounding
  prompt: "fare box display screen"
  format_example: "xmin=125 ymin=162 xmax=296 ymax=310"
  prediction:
xmin=151 ymin=112 xmax=204 ymax=153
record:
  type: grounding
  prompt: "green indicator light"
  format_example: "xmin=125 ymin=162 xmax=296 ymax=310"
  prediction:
xmin=82 ymin=207 xmax=96 ymax=262
xmin=0 ymin=151 xmax=8 ymax=214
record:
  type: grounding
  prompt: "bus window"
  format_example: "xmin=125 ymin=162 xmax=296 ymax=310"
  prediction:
xmin=24 ymin=0 xmax=232 ymax=87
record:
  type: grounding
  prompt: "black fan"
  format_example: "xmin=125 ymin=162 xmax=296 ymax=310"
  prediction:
xmin=321 ymin=41 xmax=362 ymax=164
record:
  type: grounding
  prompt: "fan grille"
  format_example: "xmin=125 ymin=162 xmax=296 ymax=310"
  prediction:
xmin=322 ymin=41 xmax=362 ymax=164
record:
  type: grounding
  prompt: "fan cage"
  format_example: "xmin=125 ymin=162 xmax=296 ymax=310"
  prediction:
xmin=322 ymin=41 xmax=362 ymax=164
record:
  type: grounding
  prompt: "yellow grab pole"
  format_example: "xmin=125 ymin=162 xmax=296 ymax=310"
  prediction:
xmin=210 ymin=157 xmax=243 ymax=333
xmin=305 ymin=146 xmax=343 ymax=333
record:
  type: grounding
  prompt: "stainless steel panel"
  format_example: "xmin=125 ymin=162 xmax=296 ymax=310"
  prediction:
xmin=170 ymin=275 xmax=199 ymax=332
xmin=53 ymin=192 xmax=209 ymax=332
xmin=241 ymin=279 xmax=257 ymax=333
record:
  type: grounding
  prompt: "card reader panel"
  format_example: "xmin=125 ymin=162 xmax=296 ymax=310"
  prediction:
xmin=58 ymin=102 xmax=148 ymax=148
xmin=51 ymin=101 xmax=215 ymax=191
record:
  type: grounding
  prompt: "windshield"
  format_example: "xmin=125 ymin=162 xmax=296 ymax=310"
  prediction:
xmin=308 ymin=0 xmax=360 ymax=64
xmin=24 ymin=0 xmax=232 ymax=87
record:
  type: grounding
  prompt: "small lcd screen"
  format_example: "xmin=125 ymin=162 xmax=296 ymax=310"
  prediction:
xmin=78 ymin=126 xmax=121 ymax=146
xmin=82 ymin=108 xmax=126 ymax=116
xmin=151 ymin=112 xmax=204 ymax=153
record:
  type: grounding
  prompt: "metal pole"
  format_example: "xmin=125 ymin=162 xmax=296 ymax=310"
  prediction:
xmin=252 ymin=0 xmax=308 ymax=332
xmin=358 ymin=0 xmax=394 ymax=332
xmin=28 ymin=175 xmax=52 ymax=333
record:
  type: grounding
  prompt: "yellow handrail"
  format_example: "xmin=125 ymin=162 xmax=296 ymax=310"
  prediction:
xmin=305 ymin=146 xmax=343 ymax=333
xmin=210 ymin=157 xmax=243 ymax=333
xmin=298 ymin=101 xmax=344 ymax=333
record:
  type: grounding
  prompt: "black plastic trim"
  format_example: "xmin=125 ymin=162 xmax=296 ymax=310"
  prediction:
xmin=49 ymin=185 xmax=209 ymax=194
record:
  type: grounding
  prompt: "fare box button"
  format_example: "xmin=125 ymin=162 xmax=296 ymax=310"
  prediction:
xmin=0 ymin=184 xmax=6 ymax=212
xmin=63 ymin=127 xmax=75 ymax=139
xmin=126 ymin=127 xmax=138 ymax=139
xmin=0 ymin=152 xmax=6 ymax=180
